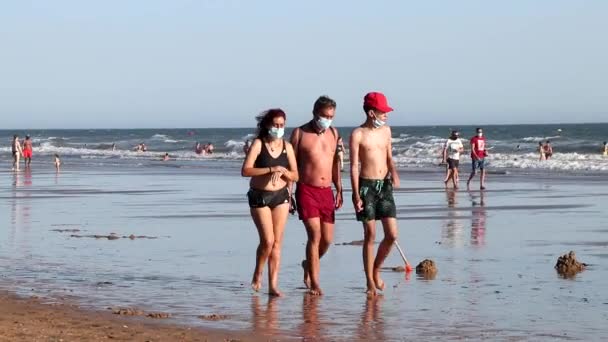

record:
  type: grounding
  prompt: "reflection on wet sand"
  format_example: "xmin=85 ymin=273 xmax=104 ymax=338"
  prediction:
xmin=356 ymin=296 xmax=386 ymax=341
xmin=251 ymin=295 xmax=280 ymax=336
xmin=442 ymin=190 xmax=465 ymax=247
xmin=299 ymin=294 xmax=325 ymax=340
xmin=469 ymin=191 xmax=487 ymax=247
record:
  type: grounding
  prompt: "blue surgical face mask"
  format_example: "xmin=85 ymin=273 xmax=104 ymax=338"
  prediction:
xmin=268 ymin=127 xmax=284 ymax=139
xmin=316 ymin=117 xmax=332 ymax=130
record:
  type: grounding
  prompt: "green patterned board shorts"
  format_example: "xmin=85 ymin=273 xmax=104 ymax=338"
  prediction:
xmin=356 ymin=178 xmax=397 ymax=222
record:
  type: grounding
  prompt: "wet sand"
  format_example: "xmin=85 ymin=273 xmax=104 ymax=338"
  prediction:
xmin=0 ymin=291 xmax=261 ymax=342
xmin=1 ymin=166 xmax=608 ymax=340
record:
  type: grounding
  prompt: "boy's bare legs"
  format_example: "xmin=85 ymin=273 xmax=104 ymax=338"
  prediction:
xmin=452 ymin=168 xmax=459 ymax=189
xmin=480 ymin=169 xmax=486 ymax=190
xmin=250 ymin=207 xmax=274 ymax=292
xmin=362 ymin=220 xmax=377 ymax=296
xmin=372 ymin=218 xmax=398 ymax=291
xmin=267 ymin=204 xmax=288 ymax=297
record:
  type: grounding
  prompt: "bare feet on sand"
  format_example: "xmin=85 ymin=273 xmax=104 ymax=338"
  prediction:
xmin=373 ymin=270 xmax=385 ymax=291
xmin=251 ymin=274 xmax=262 ymax=292
xmin=308 ymin=287 xmax=323 ymax=296
xmin=301 ymin=260 xmax=311 ymax=289
xmin=269 ymin=288 xmax=283 ymax=297
xmin=366 ymin=280 xmax=377 ymax=297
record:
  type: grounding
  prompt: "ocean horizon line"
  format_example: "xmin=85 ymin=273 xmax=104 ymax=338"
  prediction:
xmin=1 ymin=121 xmax=607 ymax=131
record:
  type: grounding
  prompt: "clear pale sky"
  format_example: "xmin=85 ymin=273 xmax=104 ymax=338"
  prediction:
xmin=1 ymin=0 xmax=606 ymax=129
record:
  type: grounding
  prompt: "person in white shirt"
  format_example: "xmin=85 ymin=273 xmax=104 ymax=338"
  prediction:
xmin=442 ymin=130 xmax=464 ymax=189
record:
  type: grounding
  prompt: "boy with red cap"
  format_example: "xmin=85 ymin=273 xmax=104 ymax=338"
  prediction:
xmin=349 ymin=92 xmax=400 ymax=296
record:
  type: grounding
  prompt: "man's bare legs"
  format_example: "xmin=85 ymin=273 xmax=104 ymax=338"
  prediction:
xmin=267 ymin=204 xmax=288 ymax=297
xmin=452 ymin=168 xmax=459 ymax=189
xmin=467 ymin=169 xmax=486 ymax=190
xmin=12 ymin=154 xmax=20 ymax=171
xmin=372 ymin=218 xmax=398 ymax=292
xmin=250 ymin=207 xmax=274 ymax=293
xmin=466 ymin=170 xmax=476 ymax=189
xmin=302 ymin=218 xmax=334 ymax=295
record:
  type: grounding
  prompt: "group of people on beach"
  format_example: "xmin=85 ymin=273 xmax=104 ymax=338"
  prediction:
xmin=241 ymin=92 xmax=403 ymax=297
xmin=11 ymin=134 xmax=61 ymax=171
xmin=440 ymin=128 xmax=488 ymax=190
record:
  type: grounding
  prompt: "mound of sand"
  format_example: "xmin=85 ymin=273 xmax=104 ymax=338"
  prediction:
xmin=416 ymin=259 xmax=437 ymax=279
xmin=555 ymin=251 xmax=586 ymax=277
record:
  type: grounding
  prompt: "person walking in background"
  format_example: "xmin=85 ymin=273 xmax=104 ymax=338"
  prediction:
xmin=243 ymin=139 xmax=252 ymax=155
xmin=290 ymin=95 xmax=342 ymax=296
xmin=467 ymin=128 xmax=488 ymax=190
xmin=336 ymin=136 xmax=345 ymax=172
xmin=22 ymin=135 xmax=33 ymax=168
xmin=241 ymin=109 xmax=298 ymax=297
xmin=54 ymin=154 xmax=62 ymax=170
xmin=544 ymin=140 xmax=553 ymax=160
xmin=349 ymin=92 xmax=400 ymax=296
xmin=602 ymin=141 xmax=607 ymax=156
xmin=538 ymin=141 xmax=546 ymax=161
xmin=11 ymin=135 xmax=23 ymax=171
xmin=442 ymin=130 xmax=464 ymax=189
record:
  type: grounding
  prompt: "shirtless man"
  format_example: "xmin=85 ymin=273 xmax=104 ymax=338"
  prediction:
xmin=349 ymin=92 xmax=400 ymax=296
xmin=290 ymin=95 xmax=343 ymax=295
xmin=22 ymin=135 xmax=33 ymax=168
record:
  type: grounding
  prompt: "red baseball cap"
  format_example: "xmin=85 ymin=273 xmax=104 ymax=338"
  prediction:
xmin=364 ymin=92 xmax=393 ymax=113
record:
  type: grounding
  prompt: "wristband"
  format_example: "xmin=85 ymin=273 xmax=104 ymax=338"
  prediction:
xmin=269 ymin=167 xmax=272 ymax=174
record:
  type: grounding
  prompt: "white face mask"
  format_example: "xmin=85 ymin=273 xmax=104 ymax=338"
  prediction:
xmin=372 ymin=114 xmax=386 ymax=128
xmin=316 ymin=117 xmax=332 ymax=130
xmin=268 ymin=127 xmax=284 ymax=139
xmin=477 ymin=132 xmax=483 ymax=137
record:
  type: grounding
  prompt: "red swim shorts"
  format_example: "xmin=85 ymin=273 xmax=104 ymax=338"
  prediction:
xmin=22 ymin=149 xmax=32 ymax=158
xmin=295 ymin=182 xmax=335 ymax=224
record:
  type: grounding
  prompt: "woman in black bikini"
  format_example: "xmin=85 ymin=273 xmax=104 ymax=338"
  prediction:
xmin=241 ymin=109 xmax=298 ymax=296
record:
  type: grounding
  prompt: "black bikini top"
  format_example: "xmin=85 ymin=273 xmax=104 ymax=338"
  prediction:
xmin=254 ymin=139 xmax=289 ymax=169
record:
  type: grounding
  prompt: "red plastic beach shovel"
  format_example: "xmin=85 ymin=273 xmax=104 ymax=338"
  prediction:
xmin=395 ymin=241 xmax=414 ymax=273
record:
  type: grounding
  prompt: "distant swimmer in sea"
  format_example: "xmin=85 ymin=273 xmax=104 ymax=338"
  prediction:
xmin=241 ymin=108 xmax=298 ymax=296
xmin=442 ymin=130 xmax=464 ymax=189
xmin=54 ymin=154 xmax=61 ymax=170
xmin=538 ymin=142 xmax=546 ymax=161
xmin=336 ymin=136 xmax=345 ymax=172
xmin=603 ymin=141 xmax=607 ymax=156
xmin=111 ymin=143 xmax=116 ymax=151
xmin=543 ymin=140 xmax=553 ymax=160
xmin=204 ymin=142 xmax=214 ymax=155
xmin=11 ymin=134 xmax=23 ymax=171
xmin=194 ymin=142 xmax=204 ymax=155
xmin=22 ymin=135 xmax=33 ymax=168
xmin=162 ymin=153 xmax=170 ymax=161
